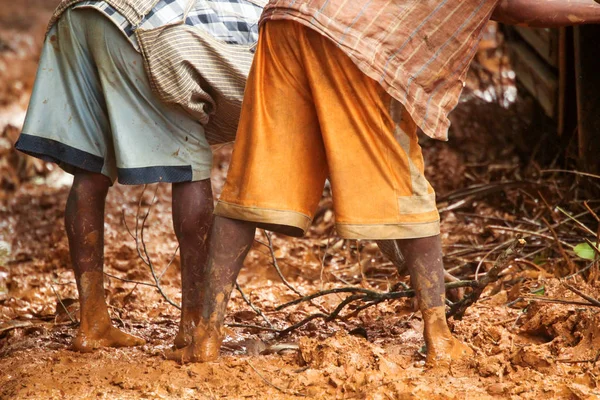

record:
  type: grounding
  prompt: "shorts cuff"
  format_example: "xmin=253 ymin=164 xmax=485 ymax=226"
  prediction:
xmin=214 ymin=200 xmax=312 ymax=234
xmin=335 ymin=220 xmax=440 ymax=240
xmin=116 ymin=166 xmax=210 ymax=185
xmin=16 ymin=132 xmax=105 ymax=174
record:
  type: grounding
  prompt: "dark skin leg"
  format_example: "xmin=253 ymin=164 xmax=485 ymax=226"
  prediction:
xmin=382 ymin=235 xmax=472 ymax=367
xmin=167 ymin=220 xmax=470 ymax=364
xmin=171 ymin=179 xmax=214 ymax=348
xmin=166 ymin=216 xmax=255 ymax=362
xmin=67 ymin=171 xmax=145 ymax=352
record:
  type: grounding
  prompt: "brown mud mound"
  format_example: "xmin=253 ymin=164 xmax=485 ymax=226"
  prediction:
xmin=519 ymin=282 xmax=600 ymax=364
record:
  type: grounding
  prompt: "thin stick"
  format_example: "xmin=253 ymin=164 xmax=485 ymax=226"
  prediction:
xmin=276 ymin=279 xmax=483 ymax=334
xmin=139 ymin=186 xmax=181 ymax=309
xmin=278 ymin=313 xmax=330 ymax=335
xmin=562 ymin=282 xmax=600 ymax=307
xmin=158 ymin=245 xmax=180 ymax=280
xmin=584 ymin=201 xmax=600 ymax=223
xmin=556 ymin=206 xmax=596 ymax=236
xmin=542 ymin=217 xmax=575 ymax=273
xmin=50 ymin=283 xmax=76 ymax=324
xmin=487 ymin=226 xmax=574 ymax=249
xmin=246 ymin=360 xmax=306 ymax=397
xmin=522 ymin=296 xmax=600 ymax=308
xmin=122 ymin=208 xmax=136 ymax=241
xmin=276 ymin=287 xmax=391 ymax=311
xmin=448 ymin=238 xmax=526 ymax=320
xmin=475 ymin=240 xmax=512 ymax=280
xmin=264 ymin=231 xmax=303 ymax=297
xmin=557 ymin=350 xmax=600 ymax=364
xmin=565 ymin=262 xmax=595 ymax=279
xmin=540 ymin=169 xmax=600 ymax=180
xmin=514 ymin=258 xmax=552 ymax=275
xmin=122 ymin=191 xmax=181 ymax=309
xmin=104 ymin=272 xmax=157 ymax=287
xmin=135 ymin=185 xmax=149 ymax=264
xmin=235 ymin=283 xmax=275 ymax=329
xmin=226 ymin=323 xmax=281 ymax=333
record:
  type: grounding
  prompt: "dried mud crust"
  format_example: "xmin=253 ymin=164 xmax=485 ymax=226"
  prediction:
xmin=2 ymin=156 xmax=599 ymax=400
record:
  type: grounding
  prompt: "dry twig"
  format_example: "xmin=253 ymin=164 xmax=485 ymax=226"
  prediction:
xmin=246 ymin=360 xmax=306 ymax=397
xmin=124 ymin=184 xmax=181 ymax=310
xmin=50 ymin=283 xmax=76 ymax=324
xmin=447 ymin=238 xmax=526 ymax=319
xmin=235 ymin=282 xmax=275 ymax=329
xmin=562 ymin=282 xmax=600 ymax=307
xmin=264 ymin=231 xmax=303 ymax=297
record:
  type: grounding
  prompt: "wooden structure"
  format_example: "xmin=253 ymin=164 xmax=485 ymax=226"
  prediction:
xmin=505 ymin=25 xmax=600 ymax=173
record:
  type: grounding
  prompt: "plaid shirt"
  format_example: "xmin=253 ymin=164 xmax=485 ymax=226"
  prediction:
xmin=49 ymin=0 xmax=266 ymax=145
xmin=74 ymin=0 xmax=263 ymax=51
xmin=261 ymin=0 xmax=500 ymax=141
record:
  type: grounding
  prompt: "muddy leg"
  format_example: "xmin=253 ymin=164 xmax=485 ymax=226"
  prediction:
xmin=171 ymin=179 xmax=213 ymax=348
xmin=66 ymin=171 xmax=145 ymax=352
xmin=385 ymin=235 xmax=472 ymax=367
xmin=166 ymin=216 xmax=255 ymax=363
xmin=376 ymin=240 xmax=407 ymax=275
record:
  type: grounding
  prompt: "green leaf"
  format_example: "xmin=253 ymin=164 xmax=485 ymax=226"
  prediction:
xmin=530 ymin=286 xmax=545 ymax=296
xmin=574 ymin=243 xmax=597 ymax=260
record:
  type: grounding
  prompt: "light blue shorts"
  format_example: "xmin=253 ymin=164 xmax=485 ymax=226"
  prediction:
xmin=16 ymin=8 xmax=213 ymax=184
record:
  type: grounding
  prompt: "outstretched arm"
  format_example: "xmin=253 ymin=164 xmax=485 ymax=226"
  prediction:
xmin=492 ymin=0 xmax=600 ymax=27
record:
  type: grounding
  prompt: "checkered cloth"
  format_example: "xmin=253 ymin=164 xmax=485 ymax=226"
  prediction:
xmin=74 ymin=0 xmax=263 ymax=50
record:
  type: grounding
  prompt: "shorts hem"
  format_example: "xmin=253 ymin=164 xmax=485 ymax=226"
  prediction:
xmin=16 ymin=133 xmax=208 ymax=185
xmin=117 ymin=165 xmax=201 ymax=185
xmin=336 ymin=221 xmax=440 ymax=240
xmin=15 ymin=132 xmax=107 ymax=177
xmin=214 ymin=201 xmax=312 ymax=234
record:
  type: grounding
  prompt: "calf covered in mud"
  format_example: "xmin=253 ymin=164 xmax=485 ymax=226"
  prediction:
xmin=9 ymin=0 xmax=600 ymax=380
xmin=165 ymin=0 xmax=600 ymax=369
xmin=13 ymin=0 xmax=264 ymax=353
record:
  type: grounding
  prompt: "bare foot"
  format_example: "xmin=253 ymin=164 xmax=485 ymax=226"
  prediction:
xmin=165 ymin=327 xmax=222 ymax=363
xmin=173 ymin=308 xmax=202 ymax=349
xmin=173 ymin=330 xmax=190 ymax=349
xmin=72 ymin=325 xmax=145 ymax=353
xmin=422 ymin=306 xmax=473 ymax=368
xmin=425 ymin=333 xmax=473 ymax=368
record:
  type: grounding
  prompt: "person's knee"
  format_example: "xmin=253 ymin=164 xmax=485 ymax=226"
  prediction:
xmin=71 ymin=170 xmax=111 ymax=199
xmin=175 ymin=209 xmax=213 ymax=244
xmin=172 ymin=180 xmax=214 ymax=243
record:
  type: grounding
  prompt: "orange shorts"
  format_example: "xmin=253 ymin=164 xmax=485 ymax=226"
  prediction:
xmin=214 ymin=20 xmax=440 ymax=240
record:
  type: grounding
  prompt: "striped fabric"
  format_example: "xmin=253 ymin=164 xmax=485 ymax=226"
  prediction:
xmin=49 ymin=0 xmax=266 ymax=144
xmin=50 ymin=0 xmax=160 ymax=28
xmin=73 ymin=0 xmax=263 ymax=50
xmin=261 ymin=0 xmax=500 ymax=141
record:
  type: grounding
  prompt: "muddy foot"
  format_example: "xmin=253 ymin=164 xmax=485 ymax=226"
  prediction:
xmin=173 ymin=317 xmax=204 ymax=349
xmin=425 ymin=336 xmax=473 ymax=368
xmin=173 ymin=307 xmax=203 ymax=348
xmin=421 ymin=306 xmax=473 ymax=368
xmin=173 ymin=330 xmax=190 ymax=349
xmin=72 ymin=325 xmax=145 ymax=353
xmin=165 ymin=331 xmax=222 ymax=363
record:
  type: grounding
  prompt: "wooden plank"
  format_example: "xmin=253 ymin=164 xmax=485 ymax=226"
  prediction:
xmin=574 ymin=25 xmax=600 ymax=174
xmin=508 ymin=41 xmax=558 ymax=119
xmin=513 ymin=27 xmax=560 ymax=68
